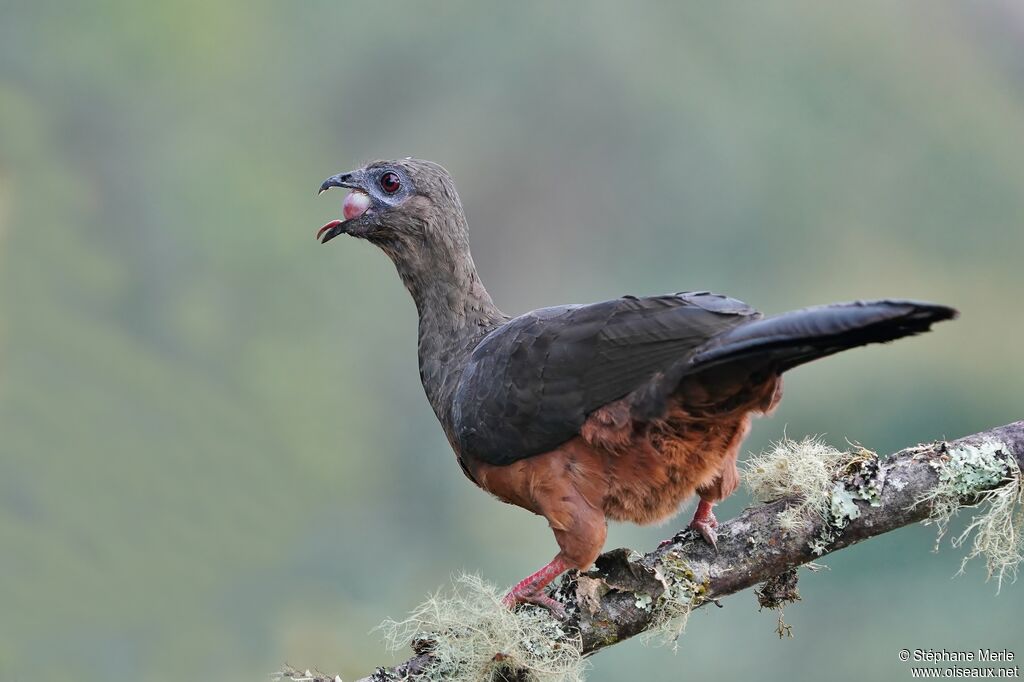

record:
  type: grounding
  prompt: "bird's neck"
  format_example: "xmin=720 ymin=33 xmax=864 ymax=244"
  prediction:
xmin=386 ymin=238 xmax=506 ymax=428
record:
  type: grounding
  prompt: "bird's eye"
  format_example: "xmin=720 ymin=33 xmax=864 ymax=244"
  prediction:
xmin=379 ymin=171 xmax=401 ymax=194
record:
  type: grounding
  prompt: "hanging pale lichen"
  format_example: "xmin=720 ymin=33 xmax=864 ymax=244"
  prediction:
xmin=915 ymin=439 xmax=1023 ymax=591
xmin=745 ymin=436 xmax=850 ymax=531
xmin=376 ymin=574 xmax=586 ymax=682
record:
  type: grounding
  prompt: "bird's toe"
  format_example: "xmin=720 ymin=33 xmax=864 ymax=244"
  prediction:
xmin=696 ymin=522 xmax=718 ymax=549
xmin=689 ymin=516 xmax=719 ymax=549
xmin=502 ymin=590 xmax=567 ymax=620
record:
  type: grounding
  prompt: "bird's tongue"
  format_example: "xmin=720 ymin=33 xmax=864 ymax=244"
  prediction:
xmin=343 ymin=191 xmax=371 ymax=221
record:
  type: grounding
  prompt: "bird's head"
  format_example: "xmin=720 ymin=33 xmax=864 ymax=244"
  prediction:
xmin=316 ymin=158 xmax=467 ymax=250
xmin=315 ymin=158 xmax=498 ymax=319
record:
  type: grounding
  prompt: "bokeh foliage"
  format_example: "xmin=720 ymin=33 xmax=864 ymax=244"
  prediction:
xmin=1 ymin=2 xmax=1022 ymax=681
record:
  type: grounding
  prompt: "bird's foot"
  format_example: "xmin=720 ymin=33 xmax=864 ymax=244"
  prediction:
xmin=689 ymin=517 xmax=718 ymax=548
xmin=502 ymin=556 xmax=569 ymax=620
xmin=688 ymin=499 xmax=719 ymax=549
xmin=502 ymin=589 xmax=567 ymax=620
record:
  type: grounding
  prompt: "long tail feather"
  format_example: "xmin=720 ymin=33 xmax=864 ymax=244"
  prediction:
xmin=629 ymin=299 xmax=956 ymax=421
xmin=689 ymin=299 xmax=957 ymax=373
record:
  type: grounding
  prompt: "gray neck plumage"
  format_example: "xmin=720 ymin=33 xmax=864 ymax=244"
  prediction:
xmin=383 ymin=232 xmax=506 ymax=431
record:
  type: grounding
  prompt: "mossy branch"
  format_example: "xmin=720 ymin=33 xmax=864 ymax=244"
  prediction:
xmin=350 ymin=420 xmax=1023 ymax=682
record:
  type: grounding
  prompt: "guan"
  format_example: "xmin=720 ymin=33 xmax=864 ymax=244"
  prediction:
xmin=316 ymin=158 xmax=956 ymax=617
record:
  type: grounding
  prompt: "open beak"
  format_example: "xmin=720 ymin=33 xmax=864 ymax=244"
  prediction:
xmin=316 ymin=171 xmax=365 ymax=243
xmin=316 ymin=219 xmax=346 ymax=243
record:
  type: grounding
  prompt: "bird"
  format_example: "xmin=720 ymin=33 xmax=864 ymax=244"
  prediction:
xmin=315 ymin=158 xmax=956 ymax=617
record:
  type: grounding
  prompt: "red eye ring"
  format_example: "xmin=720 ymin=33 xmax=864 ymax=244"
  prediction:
xmin=380 ymin=171 xmax=401 ymax=194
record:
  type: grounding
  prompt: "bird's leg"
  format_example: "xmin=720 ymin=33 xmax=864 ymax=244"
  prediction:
xmin=502 ymin=555 xmax=569 ymax=619
xmin=688 ymin=498 xmax=719 ymax=548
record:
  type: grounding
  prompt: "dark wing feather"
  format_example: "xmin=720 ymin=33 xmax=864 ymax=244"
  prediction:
xmin=452 ymin=292 xmax=759 ymax=465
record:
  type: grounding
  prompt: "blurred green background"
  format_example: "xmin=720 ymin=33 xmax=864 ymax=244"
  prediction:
xmin=2 ymin=2 xmax=1022 ymax=681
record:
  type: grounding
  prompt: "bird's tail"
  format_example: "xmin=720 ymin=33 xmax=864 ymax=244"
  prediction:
xmin=689 ymin=299 xmax=958 ymax=375
xmin=629 ymin=299 xmax=956 ymax=421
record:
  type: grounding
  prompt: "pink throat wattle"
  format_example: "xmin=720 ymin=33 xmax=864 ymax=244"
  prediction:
xmin=343 ymin=191 xmax=371 ymax=221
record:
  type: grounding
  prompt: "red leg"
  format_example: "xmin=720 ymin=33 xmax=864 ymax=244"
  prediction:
xmin=502 ymin=555 xmax=569 ymax=619
xmin=688 ymin=499 xmax=719 ymax=548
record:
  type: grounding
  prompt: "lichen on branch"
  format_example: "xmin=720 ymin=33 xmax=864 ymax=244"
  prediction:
xmin=915 ymin=438 xmax=1024 ymax=589
xmin=377 ymin=574 xmax=585 ymax=682
xmin=349 ymin=420 xmax=1024 ymax=682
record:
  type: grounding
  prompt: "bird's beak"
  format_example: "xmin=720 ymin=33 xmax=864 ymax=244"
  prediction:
xmin=318 ymin=172 xmax=360 ymax=195
xmin=316 ymin=170 xmax=365 ymax=243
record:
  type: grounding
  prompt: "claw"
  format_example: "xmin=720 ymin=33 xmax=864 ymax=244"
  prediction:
xmin=690 ymin=518 xmax=718 ymax=549
xmin=688 ymin=499 xmax=719 ymax=550
xmin=502 ymin=590 xmax=567 ymax=620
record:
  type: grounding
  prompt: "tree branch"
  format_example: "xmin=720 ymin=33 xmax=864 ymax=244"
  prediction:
xmin=346 ymin=420 xmax=1023 ymax=681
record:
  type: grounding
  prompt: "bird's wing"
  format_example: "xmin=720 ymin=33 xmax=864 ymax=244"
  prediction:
xmin=452 ymin=291 xmax=760 ymax=465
